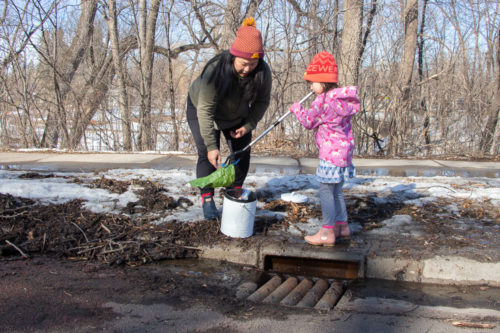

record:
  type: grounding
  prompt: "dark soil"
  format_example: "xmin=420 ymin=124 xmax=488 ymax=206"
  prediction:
xmin=0 ymin=255 xmax=306 ymax=333
xmin=2 ymin=173 xmax=498 ymax=264
xmin=0 ymin=173 xmax=403 ymax=265
xmin=0 ymin=192 xmax=220 ymax=265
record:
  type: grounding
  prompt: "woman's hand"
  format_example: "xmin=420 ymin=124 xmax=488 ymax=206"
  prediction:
xmin=230 ymin=126 xmax=247 ymax=139
xmin=207 ymin=149 xmax=221 ymax=168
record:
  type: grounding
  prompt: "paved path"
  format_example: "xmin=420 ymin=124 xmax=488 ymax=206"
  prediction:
xmin=1 ymin=151 xmax=499 ymax=177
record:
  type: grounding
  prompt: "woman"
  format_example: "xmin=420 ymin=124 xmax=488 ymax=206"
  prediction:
xmin=187 ymin=18 xmax=272 ymax=219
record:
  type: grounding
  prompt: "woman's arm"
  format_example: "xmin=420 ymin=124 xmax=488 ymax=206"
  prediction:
xmin=242 ymin=62 xmax=273 ymax=133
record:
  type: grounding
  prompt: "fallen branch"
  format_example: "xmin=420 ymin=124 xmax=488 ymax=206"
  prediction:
xmin=71 ymin=222 xmax=89 ymax=243
xmin=452 ymin=321 xmax=496 ymax=329
xmin=5 ymin=240 xmax=30 ymax=259
xmin=0 ymin=211 xmax=28 ymax=218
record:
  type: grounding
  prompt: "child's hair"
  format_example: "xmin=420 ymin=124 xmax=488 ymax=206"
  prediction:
xmin=322 ymin=82 xmax=338 ymax=92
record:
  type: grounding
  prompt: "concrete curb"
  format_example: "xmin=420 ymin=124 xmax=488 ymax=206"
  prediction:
xmin=197 ymin=239 xmax=366 ymax=279
xmin=198 ymin=239 xmax=500 ymax=287
xmin=366 ymin=255 xmax=500 ymax=287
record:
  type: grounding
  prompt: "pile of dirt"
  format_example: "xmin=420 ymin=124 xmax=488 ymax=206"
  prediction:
xmin=2 ymin=172 xmax=498 ymax=265
xmin=2 ymin=182 xmax=390 ymax=266
xmin=0 ymin=189 xmax=223 ymax=265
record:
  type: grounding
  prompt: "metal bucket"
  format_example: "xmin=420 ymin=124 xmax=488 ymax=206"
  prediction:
xmin=220 ymin=189 xmax=257 ymax=238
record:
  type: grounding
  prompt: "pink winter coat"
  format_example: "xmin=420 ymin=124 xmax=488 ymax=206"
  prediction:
xmin=290 ymin=86 xmax=360 ymax=167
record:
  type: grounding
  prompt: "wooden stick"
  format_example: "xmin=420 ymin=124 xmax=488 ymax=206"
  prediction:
xmin=71 ymin=222 xmax=89 ymax=242
xmin=452 ymin=321 xmax=495 ymax=329
xmin=0 ymin=211 xmax=27 ymax=218
xmin=5 ymin=240 xmax=30 ymax=259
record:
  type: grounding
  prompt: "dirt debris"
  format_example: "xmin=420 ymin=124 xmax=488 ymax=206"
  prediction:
xmin=1 ymin=173 xmax=499 ymax=265
xmin=0 ymin=189 xmax=220 ymax=265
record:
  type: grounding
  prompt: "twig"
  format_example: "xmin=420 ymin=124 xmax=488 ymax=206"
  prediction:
xmin=71 ymin=222 xmax=89 ymax=243
xmin=0 ymin=211 xmax=28 ymax=218
xmin=418 ymin=185 xmax=457 ymax=193
xmin=451 ymin=321 xmax=495 ymax=329
xmin=1 ymin=204 xmax=37 ymax=213
xmin=101 ymin=248 xmax=127 ymax=255
xmin=5 ymin=240 xmax=30 ymax=259
xmin=41 ymin=232 xmax=46 ymax=253
xmin=76 ymin=245 xmax=105 ymax=255
xmin=100 ymin=223 xmax=111 ymax=234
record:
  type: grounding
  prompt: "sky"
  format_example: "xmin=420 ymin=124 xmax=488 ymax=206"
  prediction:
xmin=1 ymin=162 xmax=499 ymax=237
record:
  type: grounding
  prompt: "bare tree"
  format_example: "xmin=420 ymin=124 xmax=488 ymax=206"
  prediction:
xmin=35 ymin=0 xmax=98 ymax=148
xmin=220 ymin=0 xmax=242 ymax=50
xmin=480 ymin=24 xmax=500 ymax=154
xmin=104 ymin=0 xmax=132 ymax=151
xmin=163 ymin=0 xmax=179 ymax=151
xmin=136 ymin=0 xmax=161 ymax=151
xmin=418 ymin=0 xmax=430 ymax=155
xmin=339 ymin=0 xmax=363 ymax=86
xmin=2 ymin=0 xmax=498 ymax=158
xmin=1 ymin=1 xmax=55 ymax=70
xmin=388 ymin=0 xmax=419 ymax=155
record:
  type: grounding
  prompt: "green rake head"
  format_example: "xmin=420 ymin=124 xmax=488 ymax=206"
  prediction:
xmin=188 ymin=163 xmax=235 ymax=189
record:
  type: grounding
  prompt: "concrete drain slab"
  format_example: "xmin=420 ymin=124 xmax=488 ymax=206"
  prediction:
xmin=237 ymin=274 xmax=346 ymax=309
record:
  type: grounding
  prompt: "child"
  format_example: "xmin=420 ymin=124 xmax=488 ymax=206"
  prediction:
xmin=289 ymin=51 xmax=360 ymax=246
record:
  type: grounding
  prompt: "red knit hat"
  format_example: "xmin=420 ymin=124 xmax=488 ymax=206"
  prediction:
xmin=230 ymin=17 xmax=264 ymax=59
xmin=303 ymin=51 xmax=338 ymax=83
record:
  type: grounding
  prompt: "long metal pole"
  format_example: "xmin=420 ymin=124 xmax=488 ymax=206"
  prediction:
xmin=241 ymin=92 xmax=314 ymax=152
xmin=223 ymin=92 xmax=314 ymax=166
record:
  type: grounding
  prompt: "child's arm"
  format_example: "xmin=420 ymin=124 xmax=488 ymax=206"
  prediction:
xmin=289 ymin=97 xmax=326 ymax=130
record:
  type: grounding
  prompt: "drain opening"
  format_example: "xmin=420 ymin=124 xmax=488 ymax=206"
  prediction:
xmin=264 ymin=255 xmax=359 ymax=279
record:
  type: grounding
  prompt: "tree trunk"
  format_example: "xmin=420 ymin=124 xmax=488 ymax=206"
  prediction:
xmin=244 ymin=0 xmax=263 ymax=19
xmin=165 ymin=0 xmax=179 ymax=151
xmin=339 ymin=0 xmax=363 ymax=86
xmin=332 ymin=0 xmax=340 ymax=51
xmin=68 ymin=36 xmax=137 ymax=149
xmin=389 ymin=0 xmax=418 ymax=155
xmin=418 ymin=0 xmax=430 ymax=155
xmin=359 ymin=1 xmax=377 ymax=64
xmin=480 ymin=24 xmax=500 ymax=155
xmin=40 ymin=0 xmax=97 ymax=148
xmin=220 ymin=0 xmax=242 ymax=51
xmin=137 ymin=0 xmax=161 ymax=151
xmin=106 ymin=0 xmax=132 ymax=151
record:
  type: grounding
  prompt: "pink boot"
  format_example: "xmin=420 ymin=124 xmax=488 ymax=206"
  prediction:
xmin=334 ymin=221 xmax=350 ymax=239
xmin=304 ymin=226 xmax=335 ymax=247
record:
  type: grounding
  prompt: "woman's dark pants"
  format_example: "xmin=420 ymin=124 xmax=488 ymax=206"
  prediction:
xmin=186 ymin=97 xmax=251 ymax=196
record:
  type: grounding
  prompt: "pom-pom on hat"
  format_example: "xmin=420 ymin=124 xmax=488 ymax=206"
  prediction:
xmin=303 ymin=51 xmax=338 ymax=83
xmin=230 ymin=17 xmax=264 ymax=59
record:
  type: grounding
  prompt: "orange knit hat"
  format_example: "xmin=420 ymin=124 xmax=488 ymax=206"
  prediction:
xmin=230 ymin=17 xmax=264 ymax=59
xmin=303 ymin=51 xmax=338 ymax=83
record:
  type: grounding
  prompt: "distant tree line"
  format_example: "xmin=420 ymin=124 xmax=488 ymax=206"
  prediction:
xmin=1 ymin=0 xmax=499 ymax=157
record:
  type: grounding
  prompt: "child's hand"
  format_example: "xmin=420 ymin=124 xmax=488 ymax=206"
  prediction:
xmin=290 ymin=102 xmax=301 ymax=113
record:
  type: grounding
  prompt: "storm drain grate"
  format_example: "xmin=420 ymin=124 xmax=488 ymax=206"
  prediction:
xmin=236 ymin=255 xmax=358 ymax=309
xmin=237 ymin=274 xmax=346 ymax=309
